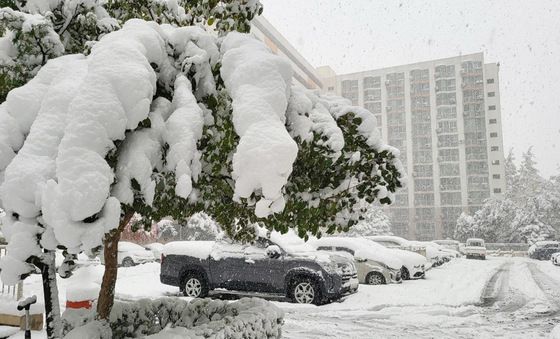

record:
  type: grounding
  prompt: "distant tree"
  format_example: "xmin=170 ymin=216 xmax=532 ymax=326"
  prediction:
xmin=454 ymin=212 xmax=476 ymax=241
xmin=513 ymin=197 xmax=556 ymax=245
xmin=504 ymin=149 xmax=520 ymax=201
xmin=178 ymin=212 xmax=223 ymax=241
xmin=338 ymin=203 xmax=391 ymax=237
xmin=156 ymin=219 xmax=178 ymax=242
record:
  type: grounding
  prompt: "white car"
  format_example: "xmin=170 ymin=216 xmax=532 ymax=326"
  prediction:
xmin=551 ymin=252 xmax=560 ymax=266
xmin=367 ymin=235 xmax=427 ymax=257
xmin=432 ymin=240 xmax=461 ymax=253
xmin=144 ymin=243 xmax=165 ymax=262
xmin=308 ymin=237 xmax=403 ymax=285
xmin=464 ymin=238 xmax=487 ymax=260
xmin=101 ymin=241 xmax=155 ymax=267
xmin=365 ymin=237 xmax=428 ymax=279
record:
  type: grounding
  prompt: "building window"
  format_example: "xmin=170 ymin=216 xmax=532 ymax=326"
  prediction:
xmin=489 ymin=118 xmax=497 ymax=124
xmin=492 ymin=160 xmax=500 ymax=165
xmin=491 ymin=146 xmax=499 ymax=151
xmin=488 ymin=105 xmax=496 ymax=110
xmin=493 ymin=174 xmax=501 ymax=179
xmin=328 ymin=86 xmax=334 ymax=91
xmin=487 ymin=92 xmax=495 ymax=97
xmin=487 ymin=78 xmax=494 ymax=84
xmin=490 ymin=132 xmax=498 ymax=138
xmin=494 ymin=188 xmax=502 ymax=194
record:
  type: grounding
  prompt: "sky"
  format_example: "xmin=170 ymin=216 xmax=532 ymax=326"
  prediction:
xmin=260 ymin=0 xmax=560 ymax=178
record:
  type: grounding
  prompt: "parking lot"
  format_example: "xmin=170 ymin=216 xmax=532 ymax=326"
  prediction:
xmin=14 ymin=255 xmax=559 ymax=339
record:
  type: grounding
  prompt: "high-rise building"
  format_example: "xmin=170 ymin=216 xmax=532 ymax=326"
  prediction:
xmin=317 ymin=53 xmax=506 ymax=240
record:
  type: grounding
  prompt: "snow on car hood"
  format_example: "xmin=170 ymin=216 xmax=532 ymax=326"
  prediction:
xmin=387 ymin=248 xmax=427 ymax=267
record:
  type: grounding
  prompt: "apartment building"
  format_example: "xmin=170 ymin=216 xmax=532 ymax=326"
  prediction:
xmin=318 ymin=53 xmax=506 ymax=240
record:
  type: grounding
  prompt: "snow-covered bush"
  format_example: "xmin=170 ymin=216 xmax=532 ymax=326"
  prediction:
xmin=62 ymin=297 xmax=283 ymax=339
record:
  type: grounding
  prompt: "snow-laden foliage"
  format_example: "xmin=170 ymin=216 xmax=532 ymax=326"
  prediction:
xmin=62 ymin=297 xmax=283 ymax=339
xmin=0 ymin=0 xmax=262 ymax=100
xmin=336 ymin=202 xmax=392 ymax=237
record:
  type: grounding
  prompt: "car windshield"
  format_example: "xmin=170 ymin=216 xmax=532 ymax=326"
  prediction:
xmin=467 ymin=241 xmax=483 ymax=247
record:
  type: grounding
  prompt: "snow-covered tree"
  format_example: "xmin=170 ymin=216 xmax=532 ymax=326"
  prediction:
xmin=338 ymin=203 xmax=392 ymax=237
xmin=178 ymin=212 xmax=223 ymax=241
xmin=504 ymin=148 xmax=519 ymax=201
xmin=454 ymin=212 xmax=476 ymax=241
xmin=0 ymin=9 xmax=405 ymax=339
xmin=512 ymin=197 xmax=556 ymax=245
xmin=156 ymin=219 xmax=178 ymax=242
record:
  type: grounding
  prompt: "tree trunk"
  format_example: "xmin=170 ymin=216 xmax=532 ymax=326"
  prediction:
xmin=96 ymin=210 xmax=135 ymax=320
xmin=32 ymin=250 xmax=61 ymax=339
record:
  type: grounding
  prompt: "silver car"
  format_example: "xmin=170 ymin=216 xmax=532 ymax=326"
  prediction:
xmin=309 ymin=237 xmax=402 ymax=285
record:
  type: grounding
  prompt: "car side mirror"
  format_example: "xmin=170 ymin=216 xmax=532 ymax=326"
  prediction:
xmin=355 ymin=257 xmax=367 ymax=263
xmin=266 ymin=245 xmax=282 ymax=259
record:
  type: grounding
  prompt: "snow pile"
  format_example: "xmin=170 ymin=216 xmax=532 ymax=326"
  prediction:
xmin=62 ymin=297 xmax=283 ymax=339
xmin=220 ymin=32 xmax=298 ymax=218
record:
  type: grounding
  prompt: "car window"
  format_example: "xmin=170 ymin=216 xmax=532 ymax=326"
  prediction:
xmin=317 ymin=246 xmax=333 ymax=251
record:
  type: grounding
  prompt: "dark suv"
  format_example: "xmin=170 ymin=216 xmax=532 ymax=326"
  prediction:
xmin=160 ymin=234 xmax=358 ymax=305
xmin=528 ymin=241 xmax=560 ymax=260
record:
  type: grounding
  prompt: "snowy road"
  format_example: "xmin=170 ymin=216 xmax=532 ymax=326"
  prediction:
xmin=279 ymin=257 xmax=560 ymax=338
xmin=12 ymin=256 xmax=560 ymax=338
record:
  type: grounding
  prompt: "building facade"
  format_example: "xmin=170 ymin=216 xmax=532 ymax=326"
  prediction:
xmin=318 ymin=53 xmax=506 ymax=240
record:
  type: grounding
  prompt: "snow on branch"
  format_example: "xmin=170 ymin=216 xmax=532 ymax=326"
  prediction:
xmin=220 ymin=32 xmax=298 ymax=218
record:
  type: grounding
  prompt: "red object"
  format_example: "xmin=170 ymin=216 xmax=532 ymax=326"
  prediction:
xmin=66 ymin=300 xmax=94 ymax=309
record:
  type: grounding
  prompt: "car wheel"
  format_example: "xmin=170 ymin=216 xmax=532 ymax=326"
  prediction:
xmin=182 ymin=272 xmax=209 ymax=298
xmin=366 ymin=272 xmax=386 ymax=285
xmin=400 ymin=267 xmax=410 ymax=280
xmin=289 ymin=278 xmax=321 ymax=305
xmin=122 ymin=257 xmax=135 ymax=267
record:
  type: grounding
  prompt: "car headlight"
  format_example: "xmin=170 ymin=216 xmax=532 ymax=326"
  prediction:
xmin=320 ymin=261 xmax=342 ymax=275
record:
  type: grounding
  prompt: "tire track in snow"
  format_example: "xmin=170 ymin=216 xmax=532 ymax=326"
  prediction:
xmin=526 ymin=261 xmax=560 ymax=314
xmin=480 ymin=261 xmax=512 ymax=307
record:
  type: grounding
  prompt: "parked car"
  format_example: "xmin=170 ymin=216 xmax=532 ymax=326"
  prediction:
xmin=308 ymin=237 xmax=403 ymax=285
xmin=464 ymin=238 xmax=487 ymax=260
xmin=528 ymin=241 xmax=560 ymax=260
xmin=550 ymin=252 xmax=560 ymax=266
xmin=410 ymin=241 xmax=446 ymax=266
xmin=425 ymin=241 xmax=460 ymax=260
xmin=100 ymin=241 xmax=155 ymax=267
xmin=160 ymin=231 xmax=359 ymax=305
xmin=551 ymin=252 xmax=560 ymax=266
xmin=367 ymin=235 xmax=427 ymax=257
xmin=432 ymin=240 xmax=461 ymax=253
xmin=144 ymin=243 xmax=165 ymax=262
xmin=365 ymin=237 xmax=428 ymax=279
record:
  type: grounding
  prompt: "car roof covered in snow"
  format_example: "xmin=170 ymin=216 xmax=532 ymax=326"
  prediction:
xmin=466 ymin=238 xmax=485 ymax=243
xmin=366 ymin=235 xmax=410 ymax=245
xmin=118 ymin=241 xmax=147 ymax=252
xmin=163 ymin=241 xmax=216 ymax=259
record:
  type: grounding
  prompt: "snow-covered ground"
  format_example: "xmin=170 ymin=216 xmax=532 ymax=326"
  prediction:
xmin=5 ymin=256 xmax=560 ymax=338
